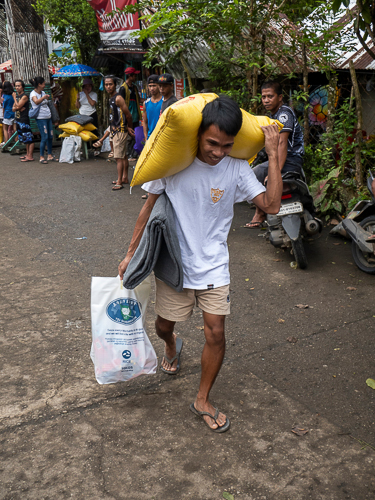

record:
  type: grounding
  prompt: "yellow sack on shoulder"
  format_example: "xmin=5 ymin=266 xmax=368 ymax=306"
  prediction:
xmin=59 ymin=132 xmax=71 ymax=138
xmin=131 ymin=93 xmax=218 ymax=187
xmin=79 ymin=130 xmax=98 ymax=142
xmin=82 ymin=123 xmax=97 ymax=132
xmin=59 ymin=122 xmax=83 ymax=134
xmin=131 ymin=94 xmax=283 ymax=186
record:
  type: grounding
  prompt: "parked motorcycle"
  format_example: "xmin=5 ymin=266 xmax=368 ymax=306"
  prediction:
xmin=338 ymin=172 xmax=375 ymax=274
xmin=266 ymin=171 xmax=322 ymax=269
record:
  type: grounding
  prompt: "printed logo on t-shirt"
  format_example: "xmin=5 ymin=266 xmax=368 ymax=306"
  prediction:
xmin=211 ymin=188 xmax=224 ymax=203
xmin=278 ymin=113 xmax=288 ymax=123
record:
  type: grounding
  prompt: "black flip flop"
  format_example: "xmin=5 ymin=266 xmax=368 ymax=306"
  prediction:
xmin=112 ymin=184 xmax=124 ymax=191
xmin=189 ymin=403 xmax=231 ymax=433
xmin=160 ymin=337 xmax=183 ymax=375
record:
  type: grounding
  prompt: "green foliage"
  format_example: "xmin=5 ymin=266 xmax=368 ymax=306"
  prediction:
xmin=305 ymin=98 xmax=375 ymax=216
xmin=48 ymin=47 xmax=76 ymax=68
xmin=34 ymin=0 xmax=100 ymax=65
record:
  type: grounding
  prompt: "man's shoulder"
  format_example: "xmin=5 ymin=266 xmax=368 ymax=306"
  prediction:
xmin=274 ymin=105 xmax=295 ymax=128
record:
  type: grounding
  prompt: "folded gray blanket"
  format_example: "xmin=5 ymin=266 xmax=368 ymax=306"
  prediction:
xmin=123 ymin=193 xmax=183 ymax=292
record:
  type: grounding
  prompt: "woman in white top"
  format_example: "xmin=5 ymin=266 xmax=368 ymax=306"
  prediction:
xmin=30 ymin=76 xmax=58 ymax=164
xmin=75 ymin=78 xmax=98 ymax=130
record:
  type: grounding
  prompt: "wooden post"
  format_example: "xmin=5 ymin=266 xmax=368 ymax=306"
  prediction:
xmin=349 ymin=59 xmax=364 ymax=188
xmin=302 ymin=43 xmax=310 ymax=145
xmin=4 ymin=0 xmax=49 ymax=82
xmin=326 ymin=71 xmax=337 ymax=135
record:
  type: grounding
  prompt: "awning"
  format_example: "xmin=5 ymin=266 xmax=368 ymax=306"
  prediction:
xmin=0 ymin=60 xmax=12 ymax=73
xmin=0 ymin=60 xmax=56 ymax=74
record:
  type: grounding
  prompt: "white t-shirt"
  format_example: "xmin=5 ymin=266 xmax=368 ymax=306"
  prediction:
xmin=142 ymin=156 xmax=266 ymax=289
xmin=30 ymin=90 xmax=51 ymax=120
xmin=78 ymin=91 xmax=97 ymax=116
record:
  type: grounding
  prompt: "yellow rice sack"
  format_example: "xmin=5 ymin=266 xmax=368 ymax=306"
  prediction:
xmin=59 ymin=122 xmax=83 ymax=134
xmin=82 ymin=123 xmax=97 ymax=131
xmin=130 ymin=93 xmax=283 ymax=187
xmin=78 ymin=130 xmax=98 ymax=142
xmin=59 ymin=132 xmax=71 ymax=138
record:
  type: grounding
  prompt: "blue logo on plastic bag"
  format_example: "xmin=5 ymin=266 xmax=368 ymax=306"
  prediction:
xmin=122 ymin=350 xmax=131 ymax=359
xmin=106 ymin=298 xmax=142 ymax=325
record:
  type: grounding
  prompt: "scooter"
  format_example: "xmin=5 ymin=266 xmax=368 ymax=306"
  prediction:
xmin=338 ymin=172 xmax=375 ymax=274
xmin=266 ymin=171 xmax=322 ymax=269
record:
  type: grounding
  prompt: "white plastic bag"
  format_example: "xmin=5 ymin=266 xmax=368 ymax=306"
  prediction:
xmin=100 ymin=136 xmax=111 ymax=152
xmin=59 ymin=136 xmax=75 ymax=163
xmin=59 ymin=136 xmax=82 ymax=163
xmin=90 ymin=276 xmax=157 ymax=384
xmin=73 ymin=136 xmax=82 ymax=162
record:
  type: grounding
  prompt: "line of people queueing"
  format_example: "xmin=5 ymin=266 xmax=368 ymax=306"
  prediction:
xmin=0 ymin=76 xmax=59 ymax=163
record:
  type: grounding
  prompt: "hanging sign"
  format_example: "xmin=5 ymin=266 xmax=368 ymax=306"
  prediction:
xmin=174 ymin=79 xmax=185 ymax=100
xmin=87 ymin=0 xmax=143 ymax=52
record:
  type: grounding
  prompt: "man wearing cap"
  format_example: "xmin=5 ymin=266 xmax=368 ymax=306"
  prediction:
xmin=158 ymin=73 xmax=178 ymax=115
xmin=75 ymin=78 xmax=98 ymax=130
xmin=143 ymin=75 xmax=163 ymax=140
xmin=120 ymin=67 xmax=142 ymax=159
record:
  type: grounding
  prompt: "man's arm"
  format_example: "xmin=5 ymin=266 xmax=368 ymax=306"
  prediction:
xmin=118 ymin=193 xmax=161 ymax=279
xmin=252 ymin=123 xmax=282 ymax=215
xmin=143 ymin=104 xmax=148 ymax=140
xmin=12 ymin=94 xmax=28 ymax=111
xmin=116 ymin=94 xmax=134 ymax=136
xmin=277 ymin=131 xmax=289 ymax=171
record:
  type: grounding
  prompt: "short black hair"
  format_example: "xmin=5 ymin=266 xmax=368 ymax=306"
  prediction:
xmin=261 ymin=80 xmax=283 ymax=95
xmin=15 ymin=79 xmax=25 ymax=89
xmin=2 ymin=81 xmax=13 ymax=95
xmin=104 ymin=75 xmax=117 ymax=85
xmin=199 ymin=95 xmax=242 ymax=137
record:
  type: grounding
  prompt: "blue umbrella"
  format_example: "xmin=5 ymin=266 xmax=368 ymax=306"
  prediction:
xmin=52 ymin=64 xmax=102 ymax=78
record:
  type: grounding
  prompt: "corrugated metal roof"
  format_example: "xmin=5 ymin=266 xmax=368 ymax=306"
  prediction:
xmin=144 ymin=9 xmax=317 ymax=79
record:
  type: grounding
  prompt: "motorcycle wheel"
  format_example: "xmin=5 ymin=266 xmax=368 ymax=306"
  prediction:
xmin=291 ymin=237 xmax=308 ymax=269
xmin=351 ymin=215 xmax=375 ymax=274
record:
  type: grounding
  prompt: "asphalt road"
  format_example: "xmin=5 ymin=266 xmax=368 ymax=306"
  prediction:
xmin=0 ymin=150 xmax=374 ymax=499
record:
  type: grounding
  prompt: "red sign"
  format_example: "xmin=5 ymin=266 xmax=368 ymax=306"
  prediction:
xmin=175 ymin=79 xmax=185 ymax=100
xmin=87 ymin=0 xmax=140 ymax=41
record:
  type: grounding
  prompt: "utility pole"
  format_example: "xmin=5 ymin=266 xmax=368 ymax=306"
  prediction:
xmin=4 ymin=0 xmax=49 ymax=82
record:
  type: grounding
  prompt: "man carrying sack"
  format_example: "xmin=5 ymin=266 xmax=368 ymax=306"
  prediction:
xmin=118 ymin=95 xmax=282 ymax=432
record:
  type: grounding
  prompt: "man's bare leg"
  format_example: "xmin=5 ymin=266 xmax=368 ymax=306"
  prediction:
xmin=194 ymin=312 xmax=227 ymax=429
xmin=155 ymin=315 xmax=178 ymax=372
xmin=113 ymin=158 xmax=124 ymax=189
xmin=123 ymin=156 xmax=129 ymax=184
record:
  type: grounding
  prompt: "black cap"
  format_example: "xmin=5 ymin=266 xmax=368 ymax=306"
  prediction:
xmin=158 ymin=73 xmax=174 ymax=84
xmin=147 ymin=74 xmax=159 ymax=84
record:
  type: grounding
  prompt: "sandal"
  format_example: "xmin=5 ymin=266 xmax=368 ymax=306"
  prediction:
xmin=47 ymin=156 xmax=59 ymax=162
xmin=189 ymin=403 xmax=231 ymax=433
xmin=39 ymin=159 xmax=48 ymax=164
xmin=160 ymin=337 xmax=183 ymax=375
xmin=112 ymin=184 xmax=123 ymax=191
xmin=108 ymin=152 xmax=114 ymax=158
xmin=244 ymin=221 xmax=265 ymax=229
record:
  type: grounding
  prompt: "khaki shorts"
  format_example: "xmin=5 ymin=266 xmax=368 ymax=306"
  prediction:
xmin=155 ymin=278 xmax=230 ymax=322
xmin=112 ymin=131 xmax=128 ymax=159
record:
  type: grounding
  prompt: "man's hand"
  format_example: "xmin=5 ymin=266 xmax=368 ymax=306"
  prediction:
xmin=261 ymin=123 xmax=279 ymax=158
xmin=118 ymin=254 xmax=132 ymax=280
xmin=128 ymin=127 xmax=135 ymax=137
